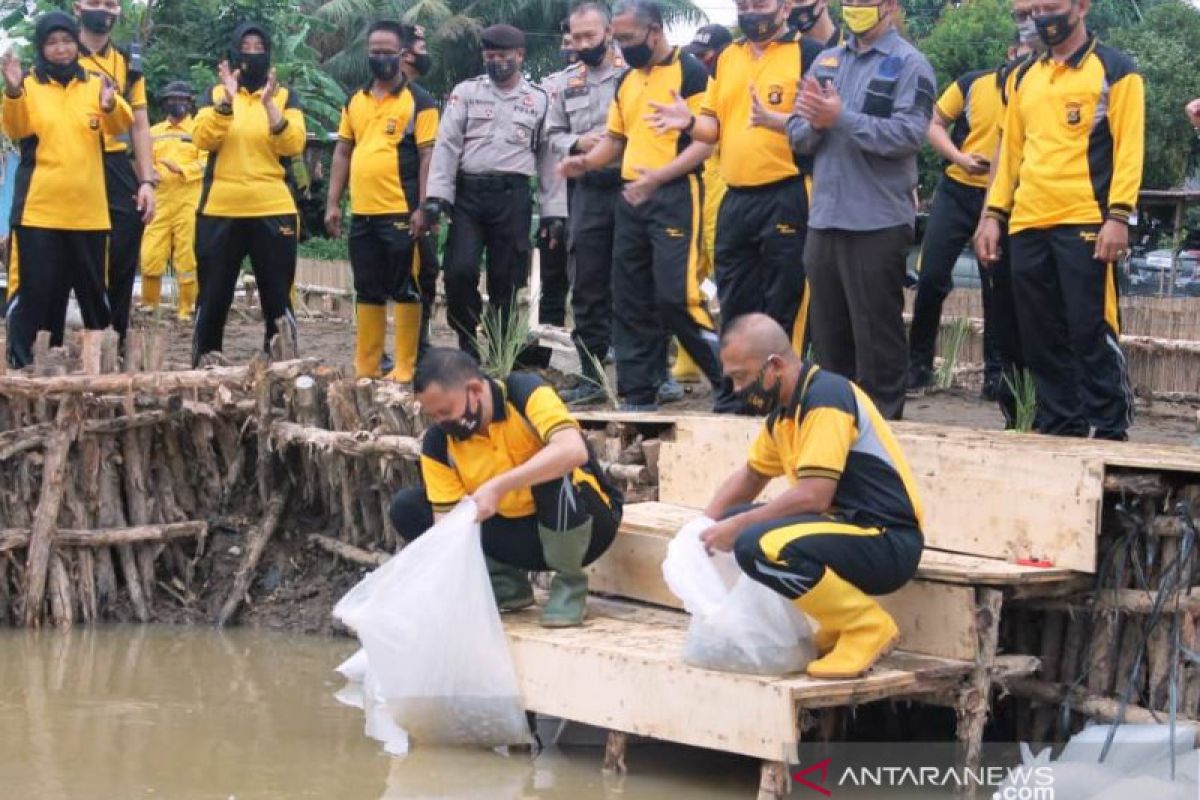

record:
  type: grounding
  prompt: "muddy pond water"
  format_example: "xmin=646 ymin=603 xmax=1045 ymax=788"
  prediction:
xmin=0 ymin=626 xmax=961 ymax=799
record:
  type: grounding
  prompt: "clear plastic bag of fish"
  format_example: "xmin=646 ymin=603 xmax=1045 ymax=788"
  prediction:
xmin=333 ymin=500 xmax=531 ymax=753
xmin=663 ymin=516 xmax=816 ymax=676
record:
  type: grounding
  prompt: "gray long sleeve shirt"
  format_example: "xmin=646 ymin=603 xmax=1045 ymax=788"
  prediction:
xmin=426 ymin=75 xmax=567 ymax=216
xmin=545 ymin=56 xmax=626 ymax=159
xmin=786 ymin=28 xmax=935 ymax=231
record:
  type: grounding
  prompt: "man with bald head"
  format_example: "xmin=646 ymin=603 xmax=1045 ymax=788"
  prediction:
xmin=698 ymin=313 xmax=925 ymax=679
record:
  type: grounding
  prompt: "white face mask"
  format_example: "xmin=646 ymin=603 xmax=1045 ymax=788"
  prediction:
xmin=1016 ymin=16 xmax=1040 ymax=48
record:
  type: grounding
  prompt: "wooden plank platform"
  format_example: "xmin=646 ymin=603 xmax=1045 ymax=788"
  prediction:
xmin=503 ymin=599 xmax=972 ymax=762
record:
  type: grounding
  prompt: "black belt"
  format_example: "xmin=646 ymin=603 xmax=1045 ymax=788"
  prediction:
xmin=457 ymin=173 xmax=529 ymax=192
xmin=727 ymin=175 xmax=804 ymax=194
xmin=581 ymin=170 xmax=623 ymax=190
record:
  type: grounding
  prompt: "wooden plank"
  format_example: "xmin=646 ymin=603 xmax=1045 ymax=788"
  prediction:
xmin=587 ymin=529 xmax=979 ymax=660
xmin=612 ymin=502 xmax=1080 ymax=585
xmin=504 ymin=606 xmax=971 ymax=761
xmin=653 ymin=416 xmax=1102 ymax=573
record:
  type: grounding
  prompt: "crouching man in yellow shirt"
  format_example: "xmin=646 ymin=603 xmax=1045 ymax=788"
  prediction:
xmin=699 ymin=314 xmax=924 ymax=678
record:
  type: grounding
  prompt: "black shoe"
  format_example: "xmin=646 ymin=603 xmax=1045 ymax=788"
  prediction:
xmin=561 ymin=383 xmax=607 ymax=405
xmin=379 ymin=352 xmax=394 ymax=374
xmin=906 ymin=365 xmax=934 ymax=393
xmin=980 ymin=375 xmax=1002 ymax=402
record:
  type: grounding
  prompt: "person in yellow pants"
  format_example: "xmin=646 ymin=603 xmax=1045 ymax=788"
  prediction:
xmin=140 ymin=81 xmax=205 ymax=320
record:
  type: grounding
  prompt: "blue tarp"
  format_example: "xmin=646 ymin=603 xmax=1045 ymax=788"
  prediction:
xmin=0 ymin=151 xmax=16 ymax=239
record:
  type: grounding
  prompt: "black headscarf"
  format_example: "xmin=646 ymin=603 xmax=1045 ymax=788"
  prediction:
xmin=229 ymin=21 xmax=272 ymax=91
xmin=34 ymin=12 xmax=84 ymax=86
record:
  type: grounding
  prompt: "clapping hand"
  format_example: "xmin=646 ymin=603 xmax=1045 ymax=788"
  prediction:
xmin=796 ymin=77 xmax=842 ymax=130
xmin=748 ymin=84 xmax=789 ymax=133
xmin=2 ymin=51 xmax=23 ymax=95
xmin=645 ymin=89 xmax=693 ymax=134
xmin=217 ymin=60 xmax=239 ymax=103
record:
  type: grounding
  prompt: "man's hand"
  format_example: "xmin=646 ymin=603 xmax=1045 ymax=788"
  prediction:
xmin=622 ymin=167 xmax=660 ymax=207
xmin=699 ymin=517 xmax=742 ymax=555
xmin=1095 ymin=219 xmax=1130 ymax=264
xmin=135 ymin=182 xmax=156 ymax=224
xmin=1 ymin=51 xmax=22 ymax=95
xmin=974 ymin=215 xmax=1003 ymax=265
xmin=1187 ymin=98 xmax=1200 ymax=129
xmin=645 ymin=89 xmax=693 ymax=134
xmin=537 ymin=217 xmax=566 ymax=251
xmin=957 ymin=152 xmax=990 ymax=176
xmin=99 ymin=76 xmax=117 ymax=113
xmin=558 ymin=154 xmax=589 ymax=179
xmin=472 ymin=479 xmax=506 ymax=522
xmin=797 ymin=77 xmax=842 ymax=131
xmin=217 ymin=60 xmax=239 ymax=103
xmin=575 ymin=131 xmax=603 ymax=153
xmin=748 ymin=84 xmax=789 ymax=133
xmin=410 ymin=207 xmax=429 ymax=239
xmin=324 ymin=204 xmax=342 ymax=239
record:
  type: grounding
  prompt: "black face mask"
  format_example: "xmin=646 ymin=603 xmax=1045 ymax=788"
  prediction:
xmin=485 ymin=58 xmax=517 ymax=84
xmin=80 ymin=9 xmax=116 ymax=35
xmin=439 ymin=393 xmax=483 ymax=441
xmin=737 ymin=362 xmax=782 ymax=415
xmin=165 ymin=101 xmax=190 ymax=119
xmin=789 ymin=3 xmax=821 ymax=32
xmin=738 ymin=11 xmax=783 ymax=42
xmin=620 ymin=32 xmax=654 ymax=69
xmin=409 ymin=52 xmax=432 ymax=76
xmin=577 ymin=40 xmax=608 ymax=68
xmin=560 ymin=48 xmax=578 ymax=65
xmin=1033 ymin=11 xmax=1076 ymax=47
xmin=44 ymin=60 xmax=78 ymax=86
xmin=368 ymin=53 xmax=402 ymax=82
xmin=237 ymin=51 xmax=271 ymax=87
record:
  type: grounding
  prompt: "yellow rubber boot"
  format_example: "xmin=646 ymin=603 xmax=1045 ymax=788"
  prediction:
xmin=387 ymin=302 xmax=423 ymax=384
xmin=354 ymin=303 xmax=387 ymax=379
xmin=141 ymin=276 xmax=162 ymax=309
xmin=177 ymin=274 xmax=198 ymax=320
xmin=813 ymin=625 xmax=838 ymax=656
xmin=794 ymin=569 xmax=899 ymax=679
xmin=671 ymin=343 xmax=702 ymax=383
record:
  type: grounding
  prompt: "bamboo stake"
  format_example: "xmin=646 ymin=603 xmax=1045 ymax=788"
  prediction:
xmin=0 ymin=358 xmax=319 ymax=396
xmin=307 ymin=533 xmax=389 ymax=567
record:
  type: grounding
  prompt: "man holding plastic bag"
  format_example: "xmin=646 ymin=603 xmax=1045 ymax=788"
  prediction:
xmin=389 ymin=348 xmax=622 ymax=627
xmin=699 ymin=314 xmax=924 ymax=679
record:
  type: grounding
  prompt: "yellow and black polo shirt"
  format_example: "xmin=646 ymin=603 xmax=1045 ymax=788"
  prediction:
xmin=420 ymin=374 xmax=612 ymax=518
xmin=79 ymin=42 xmax=146 ymax=154
xmin=2 ymin=68 xmax=133 ymax=230
xmin=747 ymin=363 xmax=924 ymax=530
xmin=337 ymin=82 xmax=438 ymax=216
xmin=606 ymin=47 xmax=709 ymax=181
xmin=936 ymin=67 xmax=1004 ymax=189
xmin=700 ymin=31 xmax=823 ymax=187
xmin=149 ymin=116 xmax=206 ymax=208
xmin=399 ymin=82 xmax=440 ymax=208
xmin=987 ymin=36 xmax=1144 ymax=234
xmin=193 ymin=83 xmax=307 ymax=218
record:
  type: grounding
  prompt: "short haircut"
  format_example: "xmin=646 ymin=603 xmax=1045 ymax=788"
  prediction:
xmin=719 ymin=313 xmax=793 ymax=358
xmin=367 ymin=20 xmax=406 ymax=47
xmin=413 ymin=348 xmax=484 ymax=393
xmin=612 ymin=0 xmax=663 ymax=28
xmin=571 ymin=1 xmax=614 ymax=24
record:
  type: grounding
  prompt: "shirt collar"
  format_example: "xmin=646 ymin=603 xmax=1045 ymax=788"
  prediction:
xmin=32 ymin=64 xmax=88 ymax=84
xmin=783 ymin=361 xmax=820 ymax=419
xmin=487 ymin=378 xmax=508 ymax=424
xmin=360 ymin=78 xmax=407 ymax=97
xmin=849 ymin=26 xmax=900 ymax=56
xmin=79 ymin=40 xmax=113 ymax=58
xmin=1047 ymin=33 xmax=1097 ymax=69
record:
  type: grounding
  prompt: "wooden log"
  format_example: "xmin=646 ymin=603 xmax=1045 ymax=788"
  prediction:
xmin=0 ymin=358 xmax=319 ymax=396
xmin=1031 ymin=611 xmax=1065 ymax=744
xmin=253 ymin=357 xmax=274 ymax=508
xmin=1008 ymin=676 xmax=1200 ymax=732
xmin=957 ymin=588 xmax=1004 ymax=772
xmin=91 ymin=331 xmax=120 ymax=616
xmin=47 ymin=552 xmax=74 ymax=629
xmin=1056 ymin=612 xmax=1087 ymax=737
xmin=601 ymin=461 xmax=651 ymax=485
xmin=269 ymin=421 xmax=422 ymax=459
xmin=307 ymin=533 xmax=389 ymax=567
xmin=269 ymin=315 xmax=299 ymax=361
xmin=602 ymin=731 xmax=628 ymax=775
xmin=0 ymin=410 xmax=183 ymax=460
xmin=757 ymin=761 xmax=789 ymax=800
xmin=1104 ymin=472 xmax=1169 ymax=497
xmin=1033 ymin=587 xmax=1200 ymax=614
xmin=0 ymin=521 xmax=210 ymax=550
xmin=21 ymin=396 xmax=81 ymax=627
xmin=217 ymin=490 xmax=289 ymax=627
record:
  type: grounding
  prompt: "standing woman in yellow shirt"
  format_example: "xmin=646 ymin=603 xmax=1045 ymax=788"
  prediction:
xmin=2 ymin=12 xmax=132 ymax=368
xmin=191 ymin=22 xmax=306 ymax=366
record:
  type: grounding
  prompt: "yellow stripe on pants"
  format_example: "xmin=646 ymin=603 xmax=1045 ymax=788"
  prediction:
xmin=759 ymin=520 xmax=882 ymax=564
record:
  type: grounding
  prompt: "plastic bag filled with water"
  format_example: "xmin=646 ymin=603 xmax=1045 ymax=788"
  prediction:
xmin=333 ymin=500 xmax=531 ymax=754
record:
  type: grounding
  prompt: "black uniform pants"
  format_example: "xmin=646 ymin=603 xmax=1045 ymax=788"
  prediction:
xmin=537 ymin=180 xmax=572 ymax=327
xmin=1010 ymin=225 xmax=1133 ymax=439
xmin=805 ymin=225 xmax=911 ymax=420
xmin=192 ymin=214 xmax=298 ymax=366
xmin=612 ymin=175 xmax=722 ymax=406
xmin=104 ymin=153 xmax=144 ymax=341
xmin=414 ymin=229 xmax=440 ymax=357
xmin=715 ymin=176 xmax=809 ymax=337
xmin=389 ymin=479 xmax=621 ymax=571
xmin=569 ymin=175 xmax=622 ymax=368
xmin=6 ymin=226 xmax=111 ymax=368
xmin=988 ymin=224 xmax=1026 ymax=427
xmin=349 ymin=214 xmax=418 ymax=306
xmin=908 ymin=177 xmax=1001 ymax=380
xmin=442 ymin=175 xmax=532 ymax=358
xmin=729 ymin=504 xmax=923 ymax=600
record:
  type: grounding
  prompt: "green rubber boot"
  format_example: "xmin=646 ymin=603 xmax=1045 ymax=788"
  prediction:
xmin=485 ymin=556 xmax=534 ymax=612
xmin=538 ymin=521 xmax=593 ymax=628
